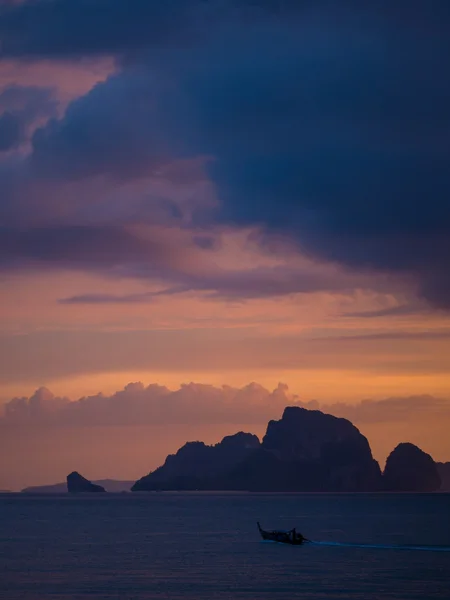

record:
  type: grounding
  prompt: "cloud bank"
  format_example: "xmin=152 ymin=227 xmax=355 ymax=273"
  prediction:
xmin=2 ymin=382 xmax=449 ymax=428
xmin=2 ymin=382 xmax=294 ymax=426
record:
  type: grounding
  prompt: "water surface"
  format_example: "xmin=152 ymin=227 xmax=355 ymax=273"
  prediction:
xmin=1 ymin=492 xmax=449 ymax=599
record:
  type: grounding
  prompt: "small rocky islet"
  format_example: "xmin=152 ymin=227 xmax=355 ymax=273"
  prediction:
xmin=66 ymin=472 xmax=106 ymax=493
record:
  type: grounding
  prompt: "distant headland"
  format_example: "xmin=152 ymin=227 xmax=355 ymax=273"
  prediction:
xmin=20 ymin=406 xmax=448 ymax=494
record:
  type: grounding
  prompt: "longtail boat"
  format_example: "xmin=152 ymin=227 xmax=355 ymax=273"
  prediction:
xmin=257 ymin=522 xmax=309 ymax=545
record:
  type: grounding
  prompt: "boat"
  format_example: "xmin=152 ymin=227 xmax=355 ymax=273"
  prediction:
xmin=257 ymin=522 xmax=309 ymax=545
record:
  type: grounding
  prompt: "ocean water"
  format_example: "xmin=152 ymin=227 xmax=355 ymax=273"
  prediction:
xmin=0 ymin=493 xmax=449 ymax=600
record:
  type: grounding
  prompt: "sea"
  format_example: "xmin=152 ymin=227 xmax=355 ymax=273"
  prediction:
xmin=1 ymin=492 xmax=449 ymax=600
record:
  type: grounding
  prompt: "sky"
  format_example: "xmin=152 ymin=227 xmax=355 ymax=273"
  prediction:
xmin=0 ymin=0 xmax=449 ymax=490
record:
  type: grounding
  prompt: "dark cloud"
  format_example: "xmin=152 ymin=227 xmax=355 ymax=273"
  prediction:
xmin=179 ymin=16 xmax=450 ymax=306
xmin=0 ymin=0 xmax=315 ymax=59
xmin=0 ymin=225 xmax=173 ymax=272
xmin=343 ymin=304 xmax=431 ymax=319
xmin=326 ymin=330 xmax=450 ymax=342
xmin=30 ymin=69 xmax=175 ymax=180
xmin=3 ymin=1 xmax=449 ymax=60
xmin=59 ymin=285 xmax=189 ymax=304
xmin=0 ymin=0 xmax=190 ymax=58
xmin=0 ymin=86 xmax=57 ymax=151
xmin=0 ymin=112 xmax=20 ymax=150
xmin=192 ymin=235 xmax=218 ymax=250
xmin=0 ymin=2 xmax=449 ymax=307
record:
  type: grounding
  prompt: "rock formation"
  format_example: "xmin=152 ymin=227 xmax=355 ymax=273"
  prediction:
xmin=436 ymin=462 xmax=450 ymax=491
xmin=66 ymin=472 xmax=106 ymax=493
xmin=132 ymin=406 xmax=383 ymax=492
xmin=226 ymin=407 xmax=383 ymax=491
xmin=383 ymin=443 xmax=441 ymax=492
xmin=132 ymin=432 xmax=260 ymax=491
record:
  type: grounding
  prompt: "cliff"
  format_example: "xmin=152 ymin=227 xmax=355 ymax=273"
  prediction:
xmin=66 ymin=472 xmax=106 ymax=493
xmin=132 ymin=406 xmax=383 ymax=492
xmin=383 ymin=443 xmax=441 ymax=492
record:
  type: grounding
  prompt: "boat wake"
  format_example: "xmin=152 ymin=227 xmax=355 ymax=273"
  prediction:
xmin=309 ymin=540 xmax=450 ymax=553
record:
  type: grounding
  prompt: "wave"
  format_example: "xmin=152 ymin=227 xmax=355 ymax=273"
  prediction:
xmin=310 ymin=540 xmax=450 ymax=553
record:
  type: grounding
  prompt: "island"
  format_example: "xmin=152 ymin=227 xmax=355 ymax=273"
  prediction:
xmin=383 ymin=443 xmax=441 ymax=492
xmin=132 ymin=406 xmax=384 ymax=492
xmin=67 ymin=472 xmax=106 ymax=493
xmin=132 ymin=406 xmax=443 ymax=493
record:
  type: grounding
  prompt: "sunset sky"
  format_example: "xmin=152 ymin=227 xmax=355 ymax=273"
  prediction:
xmin=0 ymin=1 xmax=449 ymax=490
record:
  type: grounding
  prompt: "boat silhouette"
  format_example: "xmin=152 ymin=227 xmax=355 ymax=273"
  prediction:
xmin=257 ymin=522 xmax=309 ymax=545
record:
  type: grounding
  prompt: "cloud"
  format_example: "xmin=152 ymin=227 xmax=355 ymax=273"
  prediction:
xmin=0 ymin=220 xmax=399 ymax=303
xmin=1 ymin=381 xmax=294 ymax=426
xmin=2 ymin=381 xmax=450 ymax=428
xmin=326 ymin=330 xmax=450 ymax=342
xmin=320 ymin=395 xmax=450 ymax=425
xmin=180 ymin=16 xmax=450 ymax=307
xmin=0 ymin=224 xmax=182 ymax=273
xmin=58 ymin=262 xmax=391 ymax=304
xmin=0 ymin=0 xmax=199 ymax=58
xmin=0 ymin=85 xmax=57 ymax=151
xmin=3 ymin=386 xmax=70 ymax=422
xmin=0 ymin=0 xmax=305 ymax=59
xmin=0 ymin=111 xmax=20 ymax=150
xmin=0 ymin=2 xmax=449 ymax=309
xmin=342 ymin=304 xmax=430 ymax=319
xmin=58 ymin=285 xmax=189 ymax=305
xmin=29 ymin=68 xmax=176 ymax=180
